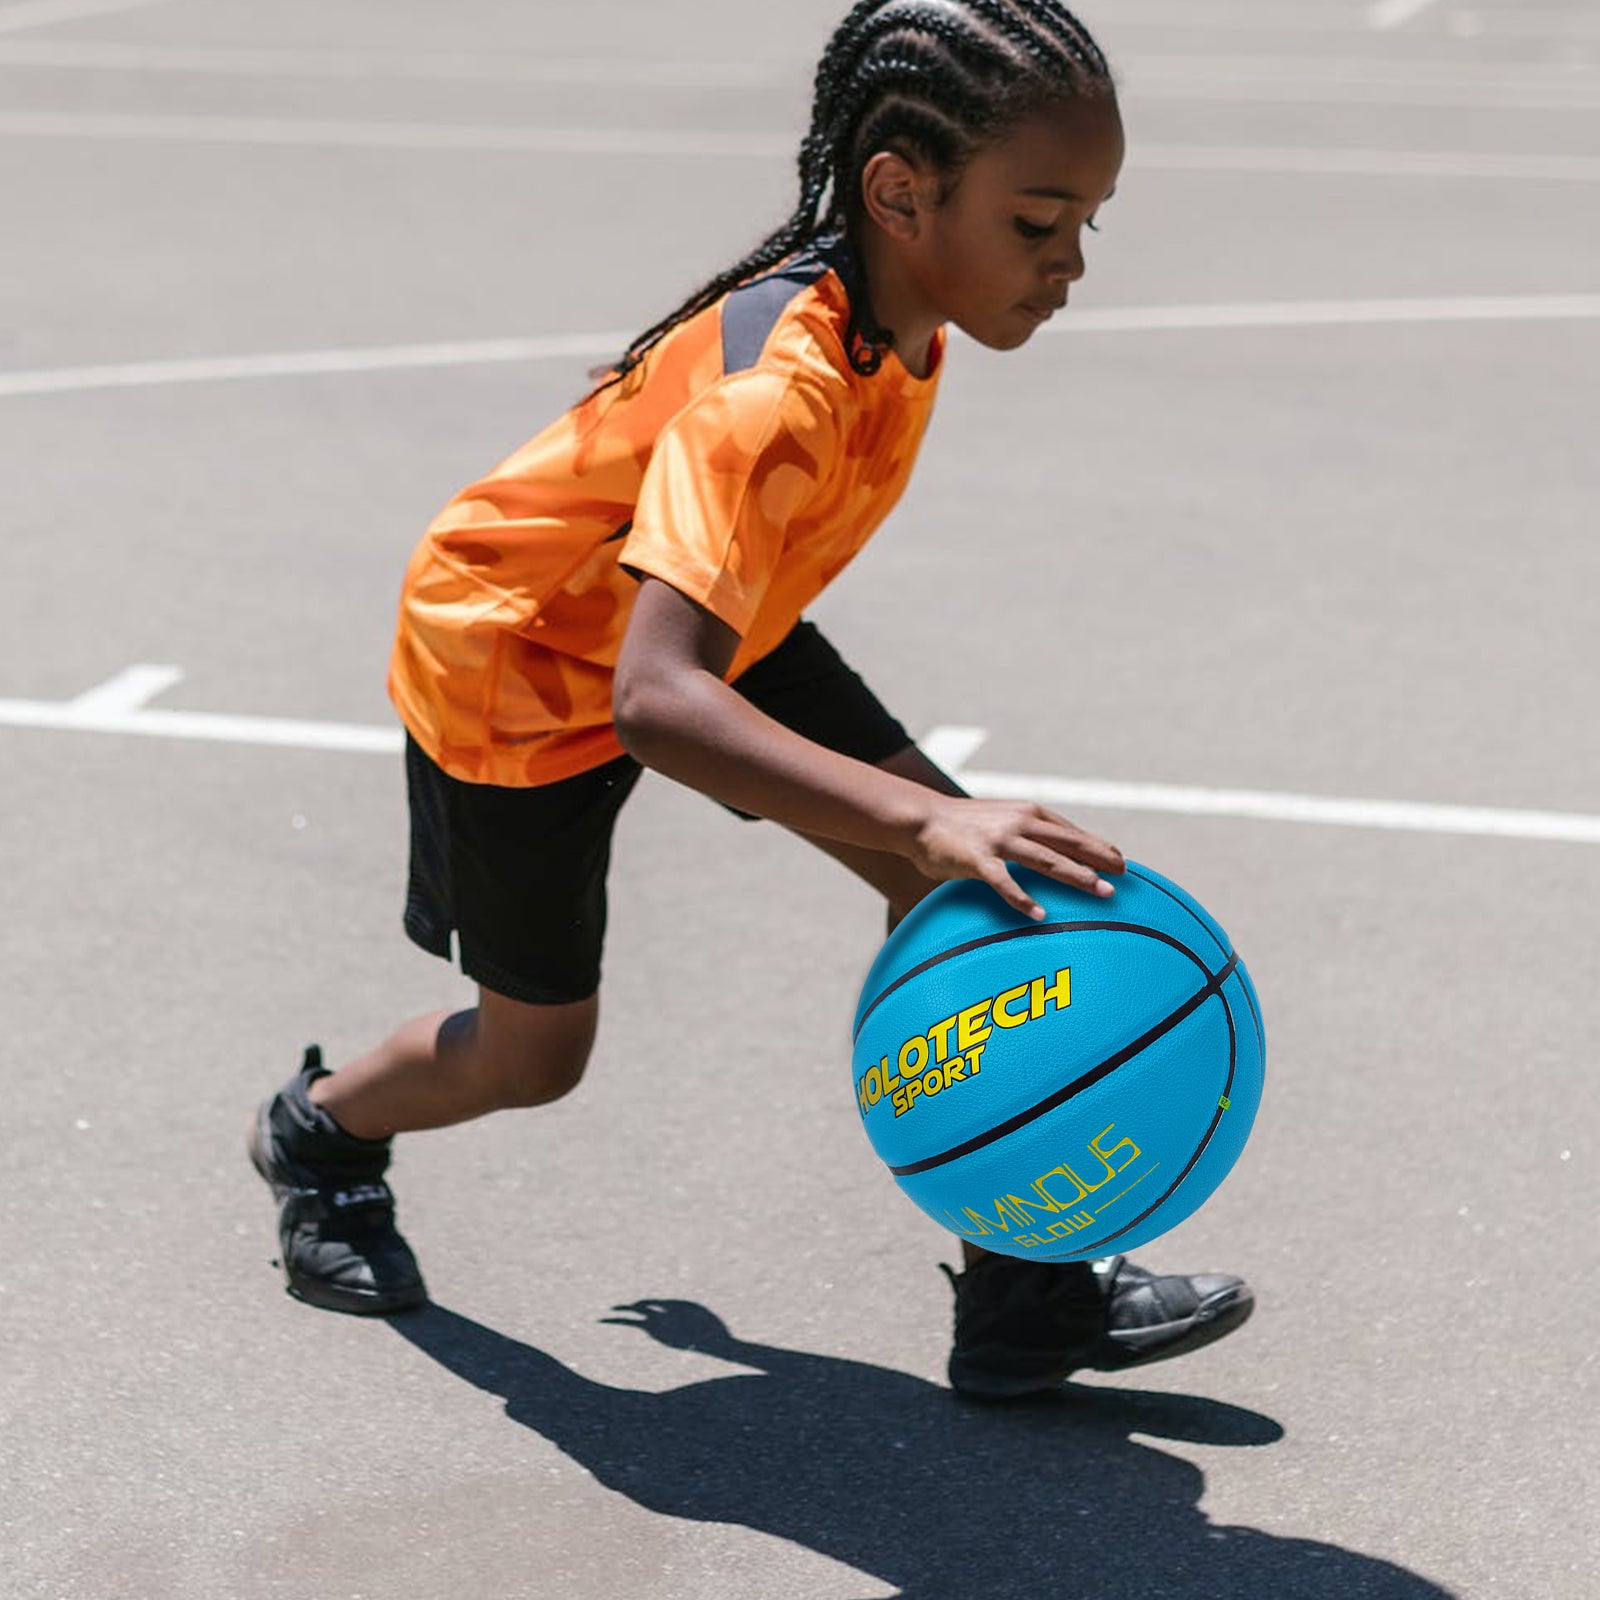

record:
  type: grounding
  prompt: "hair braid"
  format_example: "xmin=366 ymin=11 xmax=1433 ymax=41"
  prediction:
xmin=810 ymin=0 xmax=895 ymax=137
xmin=591 ymin=0 xmax=1112 ymax=391
xmin=1028 ymin=0 xmax=1110 ymax=76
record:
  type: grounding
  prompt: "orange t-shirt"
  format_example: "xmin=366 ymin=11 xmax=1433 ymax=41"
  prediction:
xmin=389 ymin=246 xmax=945 ymax=786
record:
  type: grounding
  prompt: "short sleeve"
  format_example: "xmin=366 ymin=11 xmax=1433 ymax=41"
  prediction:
xmin=620 ymin=369 xmax=839 ymax=638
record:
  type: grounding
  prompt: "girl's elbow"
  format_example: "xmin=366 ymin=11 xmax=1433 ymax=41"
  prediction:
xmin=612 ymin=676 xmax=667 ymax=764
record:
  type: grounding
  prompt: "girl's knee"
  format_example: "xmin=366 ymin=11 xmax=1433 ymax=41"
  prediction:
xmin=458 ymin=991 xmax=599 ymax=1110
xmin=491 ymin=1043 xmax=591 ymax=1108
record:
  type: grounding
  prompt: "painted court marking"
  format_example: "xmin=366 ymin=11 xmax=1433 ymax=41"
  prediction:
xmin=1369 ymin=0 xmax=1444 ymax=30
xmin=1130 ymin=145 xmax=1600 ymax=184
xmin=0 ymin=39 xmax=802 ymax=86
xmin=1124 ymin=53 xmax=1600 ymax=113
xmin=0 ymin=0 xmax=168 ymax=32
xmin=0 ymin=110 xmax=793 ymax=159
xmin=4 ymin=295 xmax=1598 ymax=401
xmin=0 ymin=667 xmax=402 ymax=754
xmin=0 ymin=332 xmax=639 ymax=399
xmin=916 ymin=728 xmax=1600 ymax=847
xmin=7 ymin=108 xmax=1600 ymax=160
xmin=7 ymin=27 xmax=1600 ymax=80
xmin=4 ymin=671 xmax=1599 ymax=848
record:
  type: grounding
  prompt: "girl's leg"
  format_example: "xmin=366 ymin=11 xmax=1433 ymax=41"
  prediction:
xmin=252 ymin=988 xmax=599 ymax=1315
xmin=792 ymin=743 xmax=1254 ymax=1397
xmin=312 ymin=986 xmax=600 ymax=1141
xmin=252 ymin=739 xmax=638 ymax=1314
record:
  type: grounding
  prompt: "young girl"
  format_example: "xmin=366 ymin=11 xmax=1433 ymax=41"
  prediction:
xmin=251 ymin=0 xmax=1254 ymax=1400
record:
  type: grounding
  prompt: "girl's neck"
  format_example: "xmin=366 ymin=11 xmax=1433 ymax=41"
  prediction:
xmin=855 ymin=227 xmax=943 ymax=379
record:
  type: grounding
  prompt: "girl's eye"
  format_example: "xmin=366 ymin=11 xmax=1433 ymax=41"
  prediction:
xmin=1087 ymin=216 xmax=1101 ymax=233
xmin=1014 ymin=218 xmax=1054 ymax=241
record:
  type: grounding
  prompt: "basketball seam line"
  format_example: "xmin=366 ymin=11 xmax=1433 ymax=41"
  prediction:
xmin=1055 ymin=970 xmax=1244 ymax=1258
xmin=1237 ymin=964 xmax=1267 ymax=1059
xmin=1124 ymin=862 xmax=1265 ymax=1062
xmin=1122 ymin=865 xmax=1230 ymax=964
xmin=853 ymin=919 xmax=1212 ymax=1043
xmin=885 ymin=952 xmax=1240 ymax=1178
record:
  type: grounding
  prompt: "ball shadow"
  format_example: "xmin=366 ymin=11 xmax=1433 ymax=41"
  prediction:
xmin=392 ymin=1299 xmax=1456 ymax=1600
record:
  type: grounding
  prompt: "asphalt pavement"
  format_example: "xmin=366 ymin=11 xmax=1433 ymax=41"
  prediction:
xmin=2 ymin=2 xmax=1597 ymax=1597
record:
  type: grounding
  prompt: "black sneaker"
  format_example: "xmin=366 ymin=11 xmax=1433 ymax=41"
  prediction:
xmin=247 ymin=1045 xmax=427 ymax=1316
xmin=944 ymin=1251 xmax=1253 ymax=1400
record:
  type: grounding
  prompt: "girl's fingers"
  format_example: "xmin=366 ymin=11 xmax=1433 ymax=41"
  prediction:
xmin=1026 ymin=812 xmax=1125 ymax=873
xmin=1011 ymin=840 xmax=1116 ymax=898
xmin=982 ymin=863 xmax=1046 ymax=922
xmin=915 ymin=799 xmax=1123 ymax=910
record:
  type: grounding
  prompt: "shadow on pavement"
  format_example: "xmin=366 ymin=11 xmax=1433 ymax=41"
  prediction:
xmin=393 ymin=1299 xmax=1456 ymax=1600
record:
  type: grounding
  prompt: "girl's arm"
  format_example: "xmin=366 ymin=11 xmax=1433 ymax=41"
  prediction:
xmin=613 ymin=577 xmax=1124 ymax=921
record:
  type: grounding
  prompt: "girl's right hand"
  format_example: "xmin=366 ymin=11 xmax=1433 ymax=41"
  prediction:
xmin=905 ymin=795 xmax=1125 ymax=921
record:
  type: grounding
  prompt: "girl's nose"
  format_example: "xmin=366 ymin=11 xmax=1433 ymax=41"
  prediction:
xmin=1047 ymin=244 xmax=1086 ymax=284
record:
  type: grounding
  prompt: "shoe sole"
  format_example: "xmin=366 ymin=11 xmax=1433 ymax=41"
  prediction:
xmin=948 ymin=1284 xmax=1256 ymax=1400
xmin=246 ymin=1109 xmax=428 ymax=1318
xmin=1091 ymin=1283 xmax=1255 ymax=1372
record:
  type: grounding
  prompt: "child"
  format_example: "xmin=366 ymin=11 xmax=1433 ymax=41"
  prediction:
xmin=250 ymin=0 xmax=1254 ymax=1400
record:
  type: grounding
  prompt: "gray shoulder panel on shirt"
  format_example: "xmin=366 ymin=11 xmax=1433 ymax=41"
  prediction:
xmin=720 ymin=249 xmax=834 ymax=376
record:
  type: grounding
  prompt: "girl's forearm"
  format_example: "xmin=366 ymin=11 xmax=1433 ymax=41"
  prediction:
xmin=614 ymin=664 xmax=933 ymax=857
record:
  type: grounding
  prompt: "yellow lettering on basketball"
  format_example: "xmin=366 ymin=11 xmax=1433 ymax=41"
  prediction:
xmin=951 ymin=1133 xmax=1145 ymax=1247
xmin=1030 ymin=967 xmax=1071 ymax=1019
xmin=898 ymin=1035 xmax=929 ymax=1076
xmin=927 ymin=1014 xmax=958 ymax=1063
xmin=993 ymin=984 xmax=1030 ymax=1027
xmin=862 ymin=969 xmax=1069 ymax=1121
xmin=957 ymin=1001 xmax=993 ymax=1051
xmin=1033 ymin=1165 xmax=1089 ymax=1208
xmin=1090 ymin=1124 xmax=1140 ymax=1173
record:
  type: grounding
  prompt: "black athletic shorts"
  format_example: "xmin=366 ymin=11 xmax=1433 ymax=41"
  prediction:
xmin=402 ymin=620 xmax=913 ymax=1005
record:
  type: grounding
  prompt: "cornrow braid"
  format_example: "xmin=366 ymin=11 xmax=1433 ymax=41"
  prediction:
xmin=1026 ymin=0 xmax=1110 ymax=77
xmin=593 ymin=0 xmax=1112 ymax=391
xmin=965 ymin=0 xmax=1066 ymax=73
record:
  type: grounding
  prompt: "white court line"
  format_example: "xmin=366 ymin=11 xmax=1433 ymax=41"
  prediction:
xmin=5 ymin=677 xmax=1599 ymax=847
xmin=1100 ymin=0 xmax=1382 ymax=28
xmin=1369 ymin=0 xmax=1444 ymax=31
xmin=5 ymin=111 xmax=1600 ymax=176
xmin=4 ymin=295 xmax=1597 ymax=401
xmin=1126 ymin=76 xmax=1600 ymax=116
xmin=6 ymin=15 xmax=1600 ymax=74
xmin=0 ymin=0 xmax=167 ymax=33
xmin=1134 ymin=143 xmax=1600 ymax=184
xmin=8 ymin=110 xmax=1600 ymax=165
xmin=1046 ymin=294 xmax=1600 ymax=335
xmin=0 ymin=669 xmax=402 ymax=754
xmin=1121 ymin=51 xmax=1600 ymax=113
xmin=64 ymin=662 xmax=183 ymax=718
xmin=1115 ymin=0 xmax=1593 ymax=28
xmin=0 ymin=331 xmax=637 ymax=398
xmin=0 ymin=40 xmax=800 ymax=87
xmin=1126 ymin=62 xmax=1600 ymax=116
xmin=920 ymin=728 xmax=1600 ymax=847
xmin=0 ymin=110 xmax=795 ymax=159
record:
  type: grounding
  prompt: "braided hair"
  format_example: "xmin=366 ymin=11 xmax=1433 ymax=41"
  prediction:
xmin=598 ymin=0 xmax=1112 ymax=387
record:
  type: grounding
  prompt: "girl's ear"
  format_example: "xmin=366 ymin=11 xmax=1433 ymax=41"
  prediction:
xmin=859 ymin=150 xmax=938 ymax=241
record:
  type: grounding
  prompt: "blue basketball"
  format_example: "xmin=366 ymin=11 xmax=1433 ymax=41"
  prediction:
xmin=850 ymin=862 xmax=1264 ymax=1261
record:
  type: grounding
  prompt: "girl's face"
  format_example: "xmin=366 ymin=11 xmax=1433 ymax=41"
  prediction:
xmin=865 ymin=93 xmax=1126 ymax=357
